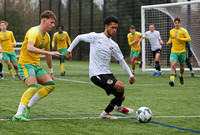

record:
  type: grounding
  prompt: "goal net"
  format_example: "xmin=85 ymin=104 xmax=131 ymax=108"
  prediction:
xmin=141 ymin=1 xmax=200 ymax=72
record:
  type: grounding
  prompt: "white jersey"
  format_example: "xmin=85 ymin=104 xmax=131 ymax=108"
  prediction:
xmin=68 ymin=32 xmax=128 ymax=78
xmin=143 ymin=30 xmax=162 ymax=51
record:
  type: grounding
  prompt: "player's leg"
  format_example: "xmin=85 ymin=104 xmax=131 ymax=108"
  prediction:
xmin=169 ymin=52 xmax=178 ymax=86
xmin=186 ymin=57 xmax=194 ymax=77
xmin=155 ymin=51 xmax=162 ymax=76
xmin=178 ymin=53 xmax=186 ymax=85
xmin=130 ymin=57 xmax=136 ymax=75
xmin=3 ymin=52 xmax=15 ymax=80
xmin=152 ymin=51 xmax=157 ymax=76
xmin=60 ymin=55 xmax=65 ymax=76
xmin=10 ymin=52 xmax=22 ymax=80
xmin=0 ymin=61 xmax=3 ymax=80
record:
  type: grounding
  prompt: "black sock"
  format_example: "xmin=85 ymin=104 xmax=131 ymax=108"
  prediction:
xmin=0 ymin=63 xmax=3 ymax=77
xmin=155 ymin=61 xmax=161 ymax=71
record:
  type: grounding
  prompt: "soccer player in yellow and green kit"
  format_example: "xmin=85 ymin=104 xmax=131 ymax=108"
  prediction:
xmin=166 ymin=17 xmax=191 ymax=87
xmin=52 ymin=25 xmax=71 ymax=76
xmin=127 ymin=25 xmax=142 ymax=75
xmin=12 ymin=10 xmax=61 ymax=121
xmin=0 ymin=20 xmax=22 ymax=81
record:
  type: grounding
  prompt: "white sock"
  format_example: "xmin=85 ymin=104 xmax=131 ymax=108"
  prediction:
xmin=27 ymin=93 xmax=41 ymax=107
xmin=16 ymin=102 xmax=26 ymax=115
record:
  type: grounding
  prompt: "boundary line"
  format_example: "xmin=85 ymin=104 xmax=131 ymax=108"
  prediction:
xmin=114 ymin=114 xmax=200 ymax=134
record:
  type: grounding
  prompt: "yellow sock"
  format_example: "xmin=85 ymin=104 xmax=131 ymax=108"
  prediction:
xmin=21 ymin=85 xmax=38 ymax=106
xmin=15 ymin=68 xmax=19 ymax=73
xmin=170 ymin=74 xmax=175 ymax=81
xmin=37 ymin=85 xmax=56 ymax=99
xmin=179 ymin=72 xmax=184 ymax=77
xmin=61 ymin=63 xmax=65 ymax=72
xmin=8 ymin=68 xmax=14 ymax=77
xmin=132 ymin=69 xmax=135 ymax=73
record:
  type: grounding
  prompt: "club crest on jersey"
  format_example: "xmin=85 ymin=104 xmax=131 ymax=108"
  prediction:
xmin=60 ymin=37 xmax=63 ymax=39
xmin=107 ymin=79 xmax=113 ymax=85
xmin=40 ymin=41 xmax=44 ymax=47
xmin=109 ymin=46 xmax=113 ymax=50
xmin=4 ymin=36 xmax=6 ymax=38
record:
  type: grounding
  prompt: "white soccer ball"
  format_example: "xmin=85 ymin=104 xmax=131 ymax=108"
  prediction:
xmin=136 ymin=107 xmax=152 ymax=123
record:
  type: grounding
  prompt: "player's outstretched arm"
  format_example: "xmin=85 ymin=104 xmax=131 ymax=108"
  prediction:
xmin=118 ymin=59 xmax=135 ymax=84
xmin=137 ymin=37 xmax=144 ymax=48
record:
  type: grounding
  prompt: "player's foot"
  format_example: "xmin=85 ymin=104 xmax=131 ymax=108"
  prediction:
xmin=16 ymin=73 xmax=22 ymax=80
xmin=179 ymin=76 xmax=184 ymax=85
xmin=61 ymin=71 xmax=65 ymax=76
xmin=11 ymin=76 xmax=15 ymax=81
xmin=23 ymin=106 xmax=31 ymax=119
xmin=12 ymin=115 xmax=30 ymax=122
xmin=152 ymin=72 xmax=157 ymax=76
xmin=0 ymin=77 xmax=4 ymax=80
xmin=100 ymin=112 xmax=118 ymax=119
xmin=139 ymin=61 xmax=143 ymax=68
xmin=191 ymin=72 xmax=194 ymax=77
xmin=169 ymin=81 xmax=174 ymax=87
xmin=114 ymin=106 xmax=134 ymax=115
xmin=156 ymin=71 xmax=162 ymax=76
xmin=0 ymin=73 xmax=3 ymax=80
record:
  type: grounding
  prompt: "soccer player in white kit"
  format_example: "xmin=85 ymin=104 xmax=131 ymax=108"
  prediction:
xmin=138 ymin=23 xmax=164 ymax=76
xmin=66 ymin=16 xmax=135 ymax=119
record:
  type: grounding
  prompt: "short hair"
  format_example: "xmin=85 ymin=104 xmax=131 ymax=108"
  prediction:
xmin=130 ymin=25 xmax=135 ymax=29
xmin=0 ymin=20 xmax=8 ymax=26
xmin=56 ymin=25 xmax=64 ymax=30
xmin=103 ymin=15 xmax=119 ymax=26
xmin=149 ymin=23 xmax=155 ymax=26
xmin=174 ymin=17 xmax=181 ymax=22
xmin=41 ymin=10 xmax=56 ymax=20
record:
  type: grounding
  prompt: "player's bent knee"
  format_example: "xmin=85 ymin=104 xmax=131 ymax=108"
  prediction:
xmin=115 ymin=81 xmax=124 ymax=93
xmin=37 ymin=81 xmax=56 ymax=98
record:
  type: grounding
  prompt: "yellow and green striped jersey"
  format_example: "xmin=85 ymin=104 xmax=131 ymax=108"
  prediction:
xmin=168 ymin=27 xmax=191 ymax=53
xmin=0 ymin=30 xmax=16 ymax=52
xmin=18 ymin=26 xmax=50 ymax=66
xmin=52 ymin=31 xmax=71 ymax=50
xmin=127 ymin=32 xmax=142 ymax=51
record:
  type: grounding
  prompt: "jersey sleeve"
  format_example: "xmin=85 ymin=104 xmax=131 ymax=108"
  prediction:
xmin=127 ymin=34 xmax=133 ymax=46
xmin=167 ymin=30 xmax=172 ymax=44
xmin=143 ymin=32 xmax=149 ymax=40
xmin=27 ymin=28 xmax=39 ymax=43
xmin=112 ymin=45 xmax=124 ymax=61
xmin=52 ymin=33 xmax=56 ymax=47
xmin=44 ymin=34 xmax=50 ymax=51
xmin=178 ymin=29 xmax=191 ymax=42
xmin=11 ymin=31 xmax=16 ymax=44
xmin=158 ymin=31 xmax=161 ymax=39
xmin=66 ymin=33 xmax=71 ymax=46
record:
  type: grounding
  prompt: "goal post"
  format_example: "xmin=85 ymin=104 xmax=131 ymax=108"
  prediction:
xmin=141 ymin=1 xmax=200 ymax=72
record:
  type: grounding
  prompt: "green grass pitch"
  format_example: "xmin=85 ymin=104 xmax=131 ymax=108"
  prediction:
xmin=0 ymin=59 xmax=200 ymax=135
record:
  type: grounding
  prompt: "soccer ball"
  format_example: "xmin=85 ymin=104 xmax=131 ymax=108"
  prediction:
xmin=136 ymin=107 xmax=152 ymax=123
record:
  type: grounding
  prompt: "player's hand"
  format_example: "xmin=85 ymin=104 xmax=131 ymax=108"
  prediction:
xmin=135 ymin=39 xmax=140 ymax=42
xmin=166 ymin=42 xmax=169 ymax=45
xmin=160 ymin=40 xmax=164 ymax=45
xmin=50 ymin=73 xmax=55 ymax=80
xmin=12 ymin=43 xmax=16 ymax=47
xmin=129 ymin=76 xmax=135 ymax=84
xmin=66 ymin=51 xmax=72 ymax=61
xmin=48 ymin=51 xmax=61 ymax=57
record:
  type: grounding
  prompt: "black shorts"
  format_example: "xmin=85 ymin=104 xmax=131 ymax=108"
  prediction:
xmin=152 ymin=49 xmax=161 ymax=59
xmin=91 ymin=74 xmax=117 ymax=96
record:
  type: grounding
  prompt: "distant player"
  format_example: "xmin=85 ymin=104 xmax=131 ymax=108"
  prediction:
xmin=138 ymin=23 xmax=164 ymax=76
xmin=12 ymin=10 xmax=61 ymax=122
xmin=166 ymin=17 xmax=191 ymax=86
xmin=127 ymin=25 xmax=143 ymax=75
xmin=185 ymin=42 xmax=194 ymax=77
xmin=0 ymin=21 xmax=21 ymax=81
xmin=66 ymin=15 xmax=135 ymax=119
xmin=52 ymin=25 xmax=71 ymax=76
xmin=0 ymin=45 xmax=3 ymax=80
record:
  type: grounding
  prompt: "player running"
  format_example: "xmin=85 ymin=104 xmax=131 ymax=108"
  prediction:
xmin=66 ymin=15 xmax=135 ymax=119
xmin=12 ymin=10 xmax=61 ymax=122
xmin=166 ymin=17 xmax=191 ymax=86
xmin=127 ymin=25 xmax=143 ymax=75
xmin=138 ymin=23 xmax=164 ymax=76
xmin=52 ymin=25 xmax=71 ymax=76
xmin=0 ymin=21 xmax=22 ymax=81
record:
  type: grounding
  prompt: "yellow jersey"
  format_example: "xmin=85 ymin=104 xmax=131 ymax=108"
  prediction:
xmin=168 ymin=27 xmax=191 ymax=53
xmin=52 ymin=31 xmax=71 ymax=50
xmin=18 ymin=26 xmax=50 ymax=66
xmin=127 ymin=32 xmax=142 ymax=51
xmin=0 ymin=30 xmax=16 ymax=52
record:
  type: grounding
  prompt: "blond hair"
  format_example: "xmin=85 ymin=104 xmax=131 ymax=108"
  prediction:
xmin=0 ymin=20 xmax=8 ymax=26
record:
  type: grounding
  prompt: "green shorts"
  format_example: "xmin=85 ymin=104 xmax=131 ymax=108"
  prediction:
xmin=170 ymin=52 xmax=186 ymax=65
xmin=2 ymin=52 xmax=17 ymax=62
xmin=58 ymin=48 xmax=67 ymax=59
xmin=18 ymin=64 xmax=47 ymax=80
xmin=130 ymin=50 xmax=140 ymax=58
